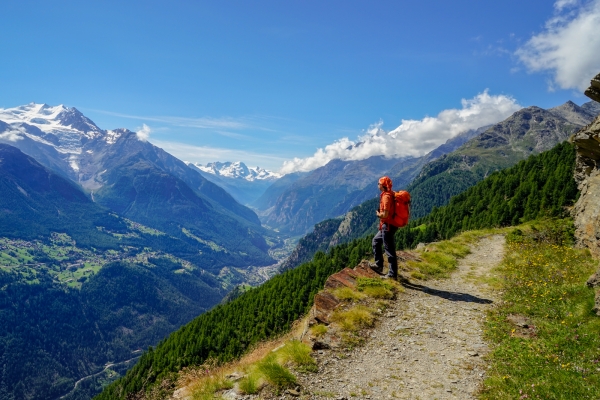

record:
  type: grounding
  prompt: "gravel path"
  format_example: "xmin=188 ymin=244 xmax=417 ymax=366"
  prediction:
xmin=295 ymin=234 xmax=505 ymax=400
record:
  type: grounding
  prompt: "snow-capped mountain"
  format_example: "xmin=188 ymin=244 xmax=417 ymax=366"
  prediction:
xmin=0 ymin=103 xmax=273 ymax=263
xmin=0 ymin=103 xmax=104 ymax=145
xmin=192 ymin=161 xmax=281 ymax=181
xmin=187 ymin=161 xmax=281 ymax=206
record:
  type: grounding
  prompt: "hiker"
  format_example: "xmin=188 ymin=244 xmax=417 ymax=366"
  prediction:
xmin=370 ymin=176 xmax=398 ymax=279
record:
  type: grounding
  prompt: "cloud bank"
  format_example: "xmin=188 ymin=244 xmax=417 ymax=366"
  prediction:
xmin=516 ymin=0 xmax=600 ymax=91
xmin=279 ymin=91 xmax=522 ymax=174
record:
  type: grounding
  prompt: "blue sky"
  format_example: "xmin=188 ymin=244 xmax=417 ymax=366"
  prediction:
xmin=1 ymin=0 xmax=599 ymax=172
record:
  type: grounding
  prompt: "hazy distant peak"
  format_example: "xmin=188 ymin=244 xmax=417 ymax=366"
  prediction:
xmin=191 ymin=161 xmax=281 ymax=181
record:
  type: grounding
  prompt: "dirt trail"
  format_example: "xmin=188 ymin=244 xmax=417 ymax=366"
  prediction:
xmin=296 ymin=234 xmax=505 ymax=399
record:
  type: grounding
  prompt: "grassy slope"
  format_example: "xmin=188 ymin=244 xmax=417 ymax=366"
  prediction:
xmin=482 ymin=222 xmax=600 ymax=399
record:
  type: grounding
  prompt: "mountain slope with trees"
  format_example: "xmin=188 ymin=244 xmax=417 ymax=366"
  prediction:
xmin=280 ymin=101 xmax=598 ymax=271
xmin=95 ymin=140 xmax=579 ymax=400
xmin=0 ymin=144 xmax=282 ymax=400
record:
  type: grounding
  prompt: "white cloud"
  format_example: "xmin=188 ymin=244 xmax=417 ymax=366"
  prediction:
xmin=89 ymin=109 xmax=250 ymax=130
xmin=136 ymin=124 xmax=151 ymax=141
xmin=555 ymin=0 xmax=579 ymax=11
xmin=279 ymin=91 xmax=522 ymax=174
xmin=0 ymin=130 xmax=24 ymax=142
xmin=516 ymin=0 xmax=600 ymax=91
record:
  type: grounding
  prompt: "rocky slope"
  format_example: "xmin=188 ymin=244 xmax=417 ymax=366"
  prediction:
xmin=573 ymin=74 xmax=600 ymax=259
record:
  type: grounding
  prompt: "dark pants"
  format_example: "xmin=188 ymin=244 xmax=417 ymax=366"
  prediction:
xmin=372 ymin=223 xmax=398 ymax=276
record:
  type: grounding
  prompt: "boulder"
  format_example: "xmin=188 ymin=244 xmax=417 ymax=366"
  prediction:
xmin=324 ymin=267 xmax=362 ymax=290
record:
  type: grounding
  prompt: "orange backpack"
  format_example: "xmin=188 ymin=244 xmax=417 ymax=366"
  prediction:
xmin=390 ymin=190 xmax=411 ymax=228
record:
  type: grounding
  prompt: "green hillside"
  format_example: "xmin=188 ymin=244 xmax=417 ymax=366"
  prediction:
xmin=283 ymin=140 xmax=578 ymax=271
xmin=96 ymin=141 xmax=579 ymax=399
xmin=0 ymin=260 xmax=225 ymax=400
xmin=395 ymin=141 xmax=578 ymax=248
xmin=0 ymin=144 xmax=277 ymax=399
xmin=407 ymin=106 xmax=581 ymax=219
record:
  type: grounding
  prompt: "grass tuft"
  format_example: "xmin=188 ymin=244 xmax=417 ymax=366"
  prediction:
xmin=331 ymin=305 xmax=375 ymax=332
xmin=332 ymin=286 xmax=365 ymax=301
xmin=238 ymin=373 xmax=260 ymax=395
xmin=310 ymin=323 xmax=328 ymax=337
xmin=256 ymin=355 xmax=296 ymax=389
xmin=356 ymin=277 xmax=396 ymax=299
xmin=188 ymin=372 xmax=233 ymax=400
xmin=275 ymin=340 xmax=317 ymax=372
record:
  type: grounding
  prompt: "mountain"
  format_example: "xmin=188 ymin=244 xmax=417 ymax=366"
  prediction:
xmin=251 ymin=171 xmax=308 ymax=210
xmin=194 ymin=161 xmax=281 ymax=181
xmin=255 ymin=125 xmax=489 ymax=236
xmin=96 ymin=139 xmax=580 ymax=400
xmin=279 ymin=101 xmax=599 ymax=271
xmin=260 ymin=156 xmax=402 ymax=234
xmin=188 ymin=161 xmax=281 ymax=205
xmin=0 ymin=103 xmax=273 ymax=268
xmin=407 ymin=102 xmax=596 ymax=219
xmin=548 ymin=100 xmax=597 ymax=126
xmin=0 ymin=144 xmax=239 ymax=400
xmin=581 ymin=99 xmax=600 ymax=116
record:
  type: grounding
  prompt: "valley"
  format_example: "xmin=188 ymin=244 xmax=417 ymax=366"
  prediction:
xmin=0 ymin=95 xmax=597 ymax=400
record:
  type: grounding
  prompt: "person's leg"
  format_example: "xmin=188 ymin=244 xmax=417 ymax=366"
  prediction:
xmin=372 ymin=229 xmax=384 ymax=270
xmin=383 ymin=225 xmax=398 ymax=277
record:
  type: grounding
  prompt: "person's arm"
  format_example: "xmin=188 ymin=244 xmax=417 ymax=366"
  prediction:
xmin=376 ymin=193 xmax=392 ymax=219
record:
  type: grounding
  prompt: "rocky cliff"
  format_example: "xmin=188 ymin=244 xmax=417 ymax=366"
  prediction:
xmin=572 ymin=73 xmax=600 ymax=259
xmin=584 ymin=73 xmax=600 ymax=104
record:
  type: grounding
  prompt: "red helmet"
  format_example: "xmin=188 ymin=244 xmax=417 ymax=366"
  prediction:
xmin=378 ymin=176 xmax=393 ymax=190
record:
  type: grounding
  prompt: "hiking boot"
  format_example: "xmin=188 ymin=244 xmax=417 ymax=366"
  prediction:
xmin=368 ymin=262 xmax=383 ymax=274
xmin=382 ymin=274 xmax=397 ymax=280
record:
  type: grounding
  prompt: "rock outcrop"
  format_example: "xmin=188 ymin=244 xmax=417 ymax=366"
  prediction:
xmin=584 ymin=73 xmax=600 ymax=103
xmin=304 ymin=261 xmax=381 ymax=349
xmin=572 ymin=73 xmax=600 ymax=259
xmin=575 ymin=73 xmax=600 ymax=316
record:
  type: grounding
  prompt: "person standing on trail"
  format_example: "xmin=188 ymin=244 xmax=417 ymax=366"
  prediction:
xmin=370 ymin=176 xmax=398 ymax=279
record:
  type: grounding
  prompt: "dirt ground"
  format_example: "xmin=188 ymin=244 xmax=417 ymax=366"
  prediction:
xmin=291 ymin=234 xmax=505 ymax=400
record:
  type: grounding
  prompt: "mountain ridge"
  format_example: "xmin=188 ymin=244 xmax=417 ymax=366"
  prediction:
xmin=278 ymin=100 xmax=599 ymax=271
xmin=0 ymin=103 xmax=274 ymax=267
